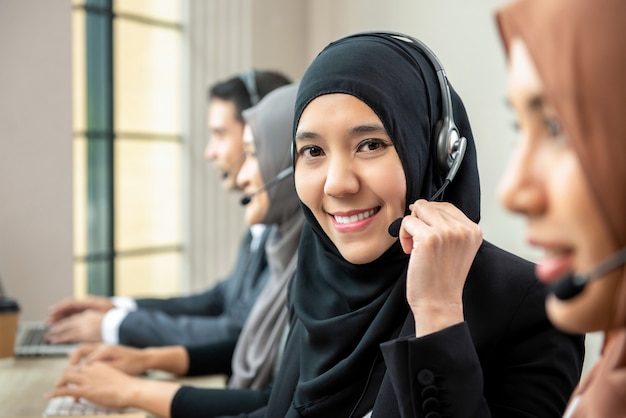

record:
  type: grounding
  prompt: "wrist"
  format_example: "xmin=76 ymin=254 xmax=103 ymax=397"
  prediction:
xmin=143 ymin=347 xmax=164 ymax=371
xmin=121 ymin=376 xmax=143 ymax=408
xmin=411 ymin=301 xmax=464 ymax=337
xmin=144 ymin=346 xmax=188 ymax=375
xmin=135 ymin=380 xmax=181 ymax=418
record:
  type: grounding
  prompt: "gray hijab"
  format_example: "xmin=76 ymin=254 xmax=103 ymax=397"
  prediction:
xmin=229 ymin=82 xmax=303 ymax=390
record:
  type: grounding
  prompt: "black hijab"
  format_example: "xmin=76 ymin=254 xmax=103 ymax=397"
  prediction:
xmin=290 ymin=32 xmax=481 ymax=416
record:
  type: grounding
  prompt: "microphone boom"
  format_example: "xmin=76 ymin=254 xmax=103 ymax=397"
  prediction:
xmin=240 ymin=167 xmax=294 ymax=206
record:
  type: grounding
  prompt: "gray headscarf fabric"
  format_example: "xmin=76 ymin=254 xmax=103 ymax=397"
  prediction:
xmin=228 ymin=82 xmax=303 ymax=390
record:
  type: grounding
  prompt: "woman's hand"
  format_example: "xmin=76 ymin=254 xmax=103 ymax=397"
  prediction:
xmin=48 ymin=362 xmax=182 ymax=418
xmin=398 ymin=199 xmax=483 ymax=337
xmin=48 ymin=362 xmax=139 ymax=409
xmin=69 ymin=343 xmax=189 ymax=376
xmin=69 ymin=343 xmax=151 ymax=376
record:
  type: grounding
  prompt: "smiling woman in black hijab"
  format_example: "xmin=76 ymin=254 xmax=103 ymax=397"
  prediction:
xmin=247 ymin=32 xmax=584 ymax=418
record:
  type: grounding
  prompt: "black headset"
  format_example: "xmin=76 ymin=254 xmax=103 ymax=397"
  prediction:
xmin=239 ymin=70 xmax=260 ymax=106
xmin=337 ymin=31 xmax=468 ymax=186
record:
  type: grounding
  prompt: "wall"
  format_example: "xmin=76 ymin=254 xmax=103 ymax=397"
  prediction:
xmin=0 ymin=0 xmax=73 ymax=320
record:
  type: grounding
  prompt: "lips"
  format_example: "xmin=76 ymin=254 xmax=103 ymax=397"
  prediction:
xmin=328 ymin=207 xmax=382 ymax=233
xmin=332 ymin=208 xmax=379 ymax=224
xmin=535 ymin=249 xmax=574 ymax=283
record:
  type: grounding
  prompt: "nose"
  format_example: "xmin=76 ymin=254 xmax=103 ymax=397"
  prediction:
xmin=236 ymin=157 xmax=252 ymax=190
xmin=498 ymin=139 xmax=546 ymax=216
xmin=323 ymin=157 xmax=359 ymax=197
xmin=204 ymin=139 xmax=217 ymax=161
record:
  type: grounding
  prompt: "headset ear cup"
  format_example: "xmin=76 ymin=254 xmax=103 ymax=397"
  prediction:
xmin=434 ymin=120 xmax=447 ymax=173
xmin=435 ymin=119 xmax=454 ymax=174
xmin=446 ymin=134 xmax=467 ymax=183
xmin=435 ymin=119 xmax=466 ymax=183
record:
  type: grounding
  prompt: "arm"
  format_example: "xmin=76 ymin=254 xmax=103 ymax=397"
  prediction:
xmin=117 ymin=308 xmax=244 ymax=348
xmin=48 ymin=362 xmax=270 ymax=418
xmin=48 ymin=362 xmax=181 ymax=418
xmin=120 ymin=230 xmax=270 ymax=347
xmin=184 ymin=339 xmax=238 ymax=377
xmin=134 ymin=281 xmax=228 ymax=317
xmin=134 ymin=230 xmax=258 ymax=317
xmin=70 ymin=340 xmax=237 ymax=377
xmin=378 ymin=242 xmax=584 ymax=418
xmin=380 ymin=323 xmax=490 ymax=417
xmin=69 ymin=343 xmax=190 ymax=376
xmin=119 ymin=266 xmax=271 ymax=348
xmin=170 ymin=386 xmax=271 ymax=418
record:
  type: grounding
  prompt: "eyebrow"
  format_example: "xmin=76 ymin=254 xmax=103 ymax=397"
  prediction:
xmin=349 ymin=124 xmax=387 ymax=136
xmin=295 ymin=124 xmax=387 ymax=141
xmin=294 ymin=130 xmax=320 ymax=141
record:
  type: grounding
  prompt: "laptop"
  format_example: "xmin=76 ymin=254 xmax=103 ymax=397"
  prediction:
xmin=15 ymin=320 xmax=76 ymax=357
xmin=0 ymin=271 xmax=75 ymax=357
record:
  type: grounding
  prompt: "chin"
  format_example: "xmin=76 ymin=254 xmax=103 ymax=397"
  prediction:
xmin=222 ymin=177 xmax=239 ymax=191
xmin=336 ymin=242 xmax=393 ymax=265
xmin=245 ymin=213 xmax=262 ymax=226
xmin=545 ymin=293 xmax=612 ymax=334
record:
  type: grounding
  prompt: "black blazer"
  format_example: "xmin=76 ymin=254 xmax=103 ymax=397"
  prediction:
xmin=235 ymin=241 xmax=584 ymax=418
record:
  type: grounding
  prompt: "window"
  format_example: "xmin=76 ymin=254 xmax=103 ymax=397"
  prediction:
xmin=73 ymin=0 xmax=183 ymax=298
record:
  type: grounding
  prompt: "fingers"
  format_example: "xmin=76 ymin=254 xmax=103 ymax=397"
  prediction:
xmin=84 ymin=344 xmax=117 ymax=365
xmin=68 ymin=343 xmax=99 ymax=365
xmin=47 ymin=385 xmax=80 ymax=400
xmin=46 ymin=299 xmax=82 ymax=325
xmin=53 ymin=365 xmax=84 ymax=390
xmin=47 ymin=297 xmax=113 ymax=325
xmin=400 ymin=200 xmax=483 ymax=337
xmin=44 ymin=322 xmax=70 ymax=344
xmin=399 ymin=200 xmax=482 ymax=251
xmin=45 ymin=317 xmax=79 ymax=344
xmin=45 ymin=311 xmax=104 ymax=344
xmin=48 ymin=366 xmax=89 ymax=401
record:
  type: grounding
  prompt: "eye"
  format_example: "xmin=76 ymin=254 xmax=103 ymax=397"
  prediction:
xmin=298 ymin=145 xmax=324 ymax=159
xmin=544 ymin=117 xmax=563 ymax=138
xmin=356 ymin=138 xmax=389 ymax=153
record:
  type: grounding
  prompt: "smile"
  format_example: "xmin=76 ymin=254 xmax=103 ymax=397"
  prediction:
xmin=333 ymin=208 xmax=379 ymax=224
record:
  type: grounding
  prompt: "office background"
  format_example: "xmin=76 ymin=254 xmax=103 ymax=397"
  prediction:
xmin=0 ymin=0 xmax=540 ymax=320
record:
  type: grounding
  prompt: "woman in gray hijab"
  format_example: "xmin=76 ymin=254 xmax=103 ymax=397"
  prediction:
xmin=48 ymin=83 xmax=303 ymax=418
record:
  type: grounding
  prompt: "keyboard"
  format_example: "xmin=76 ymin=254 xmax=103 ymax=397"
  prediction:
xmin=43 ymin=396 xmax=123 ymax=417
xmin=15 ymin=322 xmax=75 ymax=357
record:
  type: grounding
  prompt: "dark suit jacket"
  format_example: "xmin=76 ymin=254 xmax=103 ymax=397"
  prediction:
xmin=117 ymin=227 xmax=272 ymax=348
xmin=234 ymin=241 xmax=584 ymax=418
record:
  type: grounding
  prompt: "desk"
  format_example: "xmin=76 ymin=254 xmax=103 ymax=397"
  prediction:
xmin=0 ymin=356 xmax=227 ymax=418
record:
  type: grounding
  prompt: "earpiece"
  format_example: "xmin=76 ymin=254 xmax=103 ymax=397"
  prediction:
xmin=434 ymin=83 xmax=467 ymax=183
xmin=239 ymin=70 xmax=260 ymax=106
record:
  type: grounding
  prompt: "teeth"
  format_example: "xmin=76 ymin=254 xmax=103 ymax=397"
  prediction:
xmin=334 ymin=209 xmax=376 ymax=224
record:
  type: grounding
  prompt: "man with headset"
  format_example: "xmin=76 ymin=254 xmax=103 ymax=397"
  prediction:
xmin=44 ymin=70 xmax=292 ymax=348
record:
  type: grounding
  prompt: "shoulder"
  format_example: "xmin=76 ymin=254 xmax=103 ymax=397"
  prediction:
xmin=468 ymin=240 xmax=539 ymax=293
xmin=464 ymin=240 xmax=549 ymax=333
